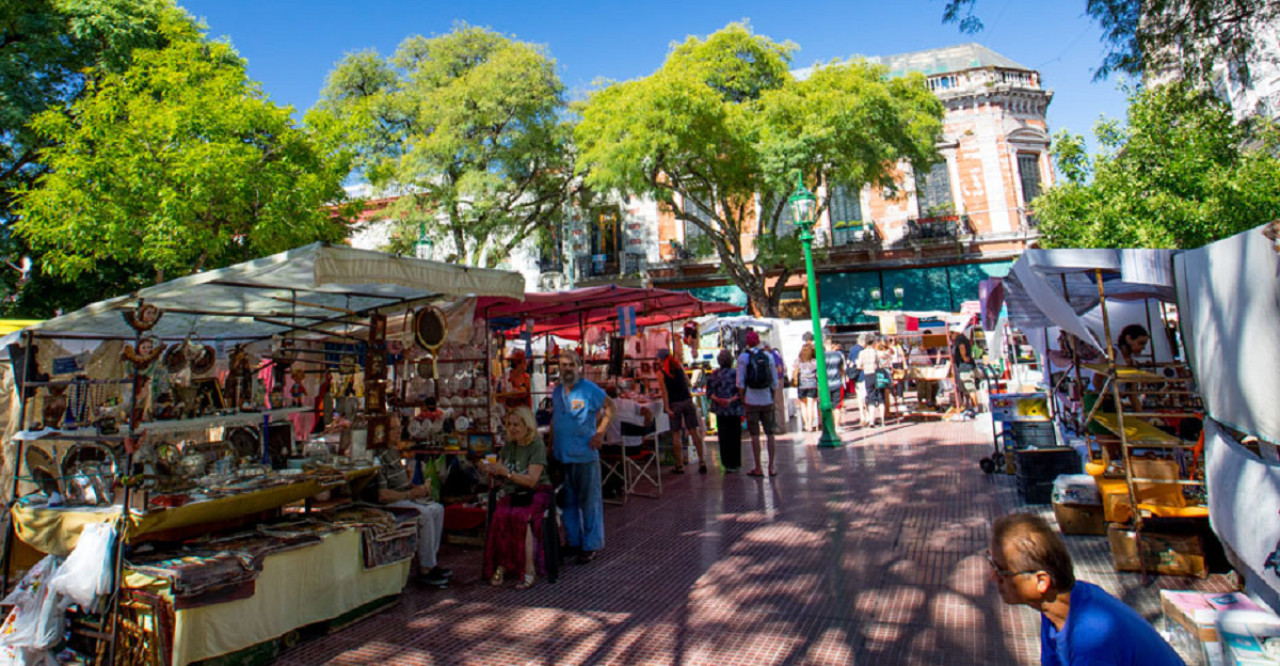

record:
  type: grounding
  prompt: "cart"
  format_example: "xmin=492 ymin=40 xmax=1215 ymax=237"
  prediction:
xmin=983 ymin=392 xmax=1054 ymax=474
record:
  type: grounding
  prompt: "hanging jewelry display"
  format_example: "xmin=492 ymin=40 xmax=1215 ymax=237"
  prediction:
xmin=66 ymin=377 xmax=90 ymax=427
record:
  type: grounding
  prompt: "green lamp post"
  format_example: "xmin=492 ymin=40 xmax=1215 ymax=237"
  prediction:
xmin=787 ymin=173 xmax=842 ymax=448
xmin=415 ymin=221 xmax=434 ymax=260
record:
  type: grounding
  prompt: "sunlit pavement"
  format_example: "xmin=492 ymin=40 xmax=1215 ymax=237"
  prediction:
xmin=279 ymin=415 xmax=1231 ymax=665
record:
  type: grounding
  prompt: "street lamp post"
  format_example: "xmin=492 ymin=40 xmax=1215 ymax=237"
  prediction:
xmin=787 ymin=173 xmax=842 ymax=448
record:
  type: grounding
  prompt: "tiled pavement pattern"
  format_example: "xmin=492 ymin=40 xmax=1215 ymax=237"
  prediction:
xmin=279 ymin=417 xmax=1233 ymax=665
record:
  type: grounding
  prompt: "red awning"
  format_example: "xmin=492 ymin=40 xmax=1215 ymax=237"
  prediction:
xmin=477 ymin=286 xmax=741 ymax=338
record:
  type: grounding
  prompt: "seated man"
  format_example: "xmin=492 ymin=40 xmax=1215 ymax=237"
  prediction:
xmin=990 ymin=512 xmax=1183 ymax=666
xmin=373 ymin=442 xmax=452 ymax=587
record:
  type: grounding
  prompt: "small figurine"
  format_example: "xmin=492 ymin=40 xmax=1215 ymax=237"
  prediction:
xmin=289 ymin=366 xmax=308 ymax=407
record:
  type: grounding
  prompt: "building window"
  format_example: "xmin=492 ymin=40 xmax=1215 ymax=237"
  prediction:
xmin=537 ymin=217 xmax=564 ymax=272
xmin=681 ymin=194 xmax=715 ymax=248
xmin=1017 ymin=153 xmax=1042 ymax=203
xmin=774 ymin=199 xmax=797 ymax=237
xmin=917 ymin=161 xmax=954 ymax=218
xmin=828 ymin=184 xmax=864 ymax=246
xmin=588 ymin=206 xmax=620 ymax=275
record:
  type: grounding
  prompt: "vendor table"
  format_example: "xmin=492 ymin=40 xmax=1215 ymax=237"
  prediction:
xmin=123 ymin=527 xmax=408 ymax=665
xmin=11 ymin=468 xmax=378 ymax=557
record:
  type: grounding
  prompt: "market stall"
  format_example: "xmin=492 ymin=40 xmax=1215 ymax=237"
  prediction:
xmin=1001 ymin=247 xmax=1209 ymax=578
xmin=0 ymin=242 xmax=524 ymax=665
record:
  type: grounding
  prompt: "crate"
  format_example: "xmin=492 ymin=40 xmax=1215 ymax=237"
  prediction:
xmin=1108 ymin=524 xmax=1207 ymax=578
xmin=1053 ymin=502 xmax=1108 ymax=535
xmin=1017 ymin=477 xmax=1055 ymax=504
xmin=1014 ymin=447 xmax=1082 ymax=481
xmin=1004 ymin=420 xmax=1058 ymax=449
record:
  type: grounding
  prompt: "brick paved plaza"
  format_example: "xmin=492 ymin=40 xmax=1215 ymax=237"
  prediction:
xmin=279 ymin=418 xmax=1231 ymax=665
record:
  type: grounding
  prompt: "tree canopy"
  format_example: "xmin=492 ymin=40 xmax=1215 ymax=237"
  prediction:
xmin=943 ymin=0 xmax=1280 ymax=82
xmin=14 ymin=9 xmax=352 ymax=287
xmin=1033 ymin=81 xmax=1280 ymax=249
xmin=310 ymin=24 xmax=574 ymax=267
xmin=575 ymin=22 xmax=943 ymax=316
xmin=1 ymin=0 xmax=176 ymax=314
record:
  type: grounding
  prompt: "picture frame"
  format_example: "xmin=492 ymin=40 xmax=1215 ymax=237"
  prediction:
xmin=193 ymin=376 xmax=225 ymax=413
xmin=366 ymin=414 xmax=389 ymax=450
xmin=364 ymin=380 xmax=386 ymax=414
xmin=468 ymin=433 xmax=493 ymax=455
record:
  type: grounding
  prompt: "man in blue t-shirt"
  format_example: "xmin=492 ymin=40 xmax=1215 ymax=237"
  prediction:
xmin=990 ymin=513 xmax=1184 ymax=666
xmin=551 ymin=349 xmax=614 ymax=564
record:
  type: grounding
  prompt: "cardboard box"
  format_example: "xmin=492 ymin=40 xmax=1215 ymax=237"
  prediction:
xmin=1108 ymin=524 xmax=1207 ymax=578
xmin=1053 ymin=502 xmax=1108 ymax=535
xmin=1165 ymin=591 xmax=1265 ymax=642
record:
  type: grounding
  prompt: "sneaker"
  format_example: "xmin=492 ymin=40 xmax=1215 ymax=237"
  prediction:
xmin=575 ymin=551 xmax=598 ymax=565
xmin=415 ymin=570 xmax=449 ymax=587
xmin=427 ymin=566 xmax=452 ymax=579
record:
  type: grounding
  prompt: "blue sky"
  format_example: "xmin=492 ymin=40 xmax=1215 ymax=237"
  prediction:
xmin=181 ymin=0 xmax=1129 ymax=149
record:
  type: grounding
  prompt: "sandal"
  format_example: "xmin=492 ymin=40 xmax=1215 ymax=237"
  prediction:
xmin=489 ymin=566 xmax=505 ymax=587
xmin=672 ymin=466 xmax=685 ymax=474
xmin=515 ymin=572 xmax=536 ymax=590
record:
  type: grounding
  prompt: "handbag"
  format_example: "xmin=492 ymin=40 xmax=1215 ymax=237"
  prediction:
xmin=509 ymin=490 xmax=535 ymax=508
xmin=875 ymin=368 xmax=892 ymax=389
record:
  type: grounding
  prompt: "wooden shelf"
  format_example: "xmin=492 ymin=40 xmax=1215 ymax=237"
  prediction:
xmin=1090 ymin=412 xmax=1187 ymax=446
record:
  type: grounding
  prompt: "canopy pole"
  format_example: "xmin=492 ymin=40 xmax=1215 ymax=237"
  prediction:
xmin=106 ymin=314 xmax=146 ymax=664
xmin=1097 ymin=269 xmax=1147 ymax=580
xmin=1061 ymin=275 xmax=1088 ymax=438
xmin=0 ymin=331 xmax=33 ymax=595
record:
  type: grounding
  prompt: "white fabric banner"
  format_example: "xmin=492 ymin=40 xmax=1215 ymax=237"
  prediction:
xmin=1205 ymin=418 xmax=1280 ymax=611
xmin=1175 ymin=226 xmax=1280 ymax=444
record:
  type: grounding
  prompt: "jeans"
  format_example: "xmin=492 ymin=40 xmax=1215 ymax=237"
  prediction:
xmin=561 ymin=459 xmax=605 ymax=552
xmin=389 ymin=499 xmax=444 ymax=569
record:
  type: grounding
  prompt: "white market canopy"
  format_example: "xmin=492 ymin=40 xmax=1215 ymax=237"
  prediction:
xmin=1002 ymin=248 xmax=1177 ymax=349
xmin=9 ymin=243 xmax=525 ymax=342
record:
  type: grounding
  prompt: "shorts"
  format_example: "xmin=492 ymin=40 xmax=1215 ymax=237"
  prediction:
xmin=798 ymin=387 xmax=817 ymax=399
xmin=745 ymin=404 xmax=776 ymax=437
xmin=958 ymin=368 xmax=976 ymax=394
xmin=668 ymin=398 xmax=700 ymax=431
xmin=862 ymin=374 xmax=884 ymax=406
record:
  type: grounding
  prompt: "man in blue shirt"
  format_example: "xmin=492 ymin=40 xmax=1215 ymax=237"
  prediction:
xmin=551 ymin=349 xmax=615 ymax=564
xmin=990 ymin=513 xmax=1184 ymax=666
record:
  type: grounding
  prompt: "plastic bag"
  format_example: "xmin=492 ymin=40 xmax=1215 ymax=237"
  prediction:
xmin=0 ymin=555 xmax=66 ymax=653
xmin=48 ymin=522 xmax=116 ymax=612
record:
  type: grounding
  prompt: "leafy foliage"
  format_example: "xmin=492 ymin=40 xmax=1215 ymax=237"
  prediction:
xmin=1033 ymin=81 xmax=1280 ymax=249
xmin=575 ymin=22 xmax=943 ymax=316
xmin=310 ymin=24 xmax=574 ymax=267
xmin=0 ymin=0 xmax=175 ymax=314
xmin=942 ymin=0 xmax=1280 ymax=82
xmin=14 ymin=10 xmax=351 ymax=288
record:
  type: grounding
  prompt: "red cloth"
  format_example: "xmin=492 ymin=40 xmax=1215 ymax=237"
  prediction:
xmin=442 ymin=504 xmax=486 ymax=531
xmin=482 ymin=487 xmax=552 ymax=578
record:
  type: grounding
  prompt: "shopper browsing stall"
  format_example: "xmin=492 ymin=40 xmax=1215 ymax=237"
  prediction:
xmin=737 ymin=331 xmax=778 ymax=477
xmin=857 ymin=337 xmax=885 ymax=427
xmin=656 ymin=347 xmax=707 ymax=474
xmin=823 ymin=333 xmax=846 ymax=430
xmin=550 ymin=350 xmax=615 ymax=564
xmin=706 ymin=350 xmax=743 ymax=473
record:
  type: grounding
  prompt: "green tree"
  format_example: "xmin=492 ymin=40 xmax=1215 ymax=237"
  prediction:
xmin=310 ymin=24 xmax=574 ymax=267
xmin=1 ymin=0 xmax=176 ymax=314
xmin=1033 ymin=81 xmax=1280 ymax=249
xmin=575 ymin=22 xmax=943 ymax=316
xmin=943 ymin=0 xmax=1280 ymax=82
xmin=14 ymin=10 xmax=352 ymax=286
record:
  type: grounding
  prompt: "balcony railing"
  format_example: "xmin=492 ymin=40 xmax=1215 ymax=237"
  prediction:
xmin=830 ymin=221 xmax=880 ymax=248
xmin=903 ymin=214 xmax=972 ymax=242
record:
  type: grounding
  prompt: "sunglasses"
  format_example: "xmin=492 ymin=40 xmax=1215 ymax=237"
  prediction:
xmin=984 ymin=550 xmax=1042 ymax=578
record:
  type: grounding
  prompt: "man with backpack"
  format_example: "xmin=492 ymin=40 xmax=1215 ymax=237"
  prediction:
xmin=737 ymin=330 xmax=778 ymax=476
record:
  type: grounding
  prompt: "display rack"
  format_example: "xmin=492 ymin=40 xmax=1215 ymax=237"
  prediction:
xmin=1081 ymin=269 xmax=1207 ymax=579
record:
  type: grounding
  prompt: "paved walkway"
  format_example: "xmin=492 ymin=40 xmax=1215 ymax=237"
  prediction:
xmin=279 ymin=418 xmax=1231 ymax=665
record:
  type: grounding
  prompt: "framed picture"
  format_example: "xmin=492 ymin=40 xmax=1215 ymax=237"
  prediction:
xmin=468 ymin=433 xmax=493 ymax=455
xmin=193 ymin=377 xmax=225 ymax=413
xmin=366 ymin=414 xmax=389 ymax=450
xmin=442 ymin=434 xmax=463 ymax=451
xmin=364 ymin=380 xmax=386 ymax=414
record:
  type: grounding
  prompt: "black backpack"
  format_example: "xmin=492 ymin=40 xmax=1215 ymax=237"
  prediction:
xmin=744 ymin=349 xmax=772 ymax=389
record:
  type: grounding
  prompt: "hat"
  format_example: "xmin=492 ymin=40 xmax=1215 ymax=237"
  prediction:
xmin=745 ymin=330 xmax=760 ymax=346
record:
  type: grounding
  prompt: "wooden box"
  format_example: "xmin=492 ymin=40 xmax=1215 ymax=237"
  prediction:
xmin=1053 ymin=502 xmax=1108 ymax=536
xmin=1108 ymin=524 xmax=1207 ymax=578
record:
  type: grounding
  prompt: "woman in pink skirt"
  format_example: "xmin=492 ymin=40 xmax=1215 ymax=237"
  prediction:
xmin=481 ymin=406 xmax=552 ymax=589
